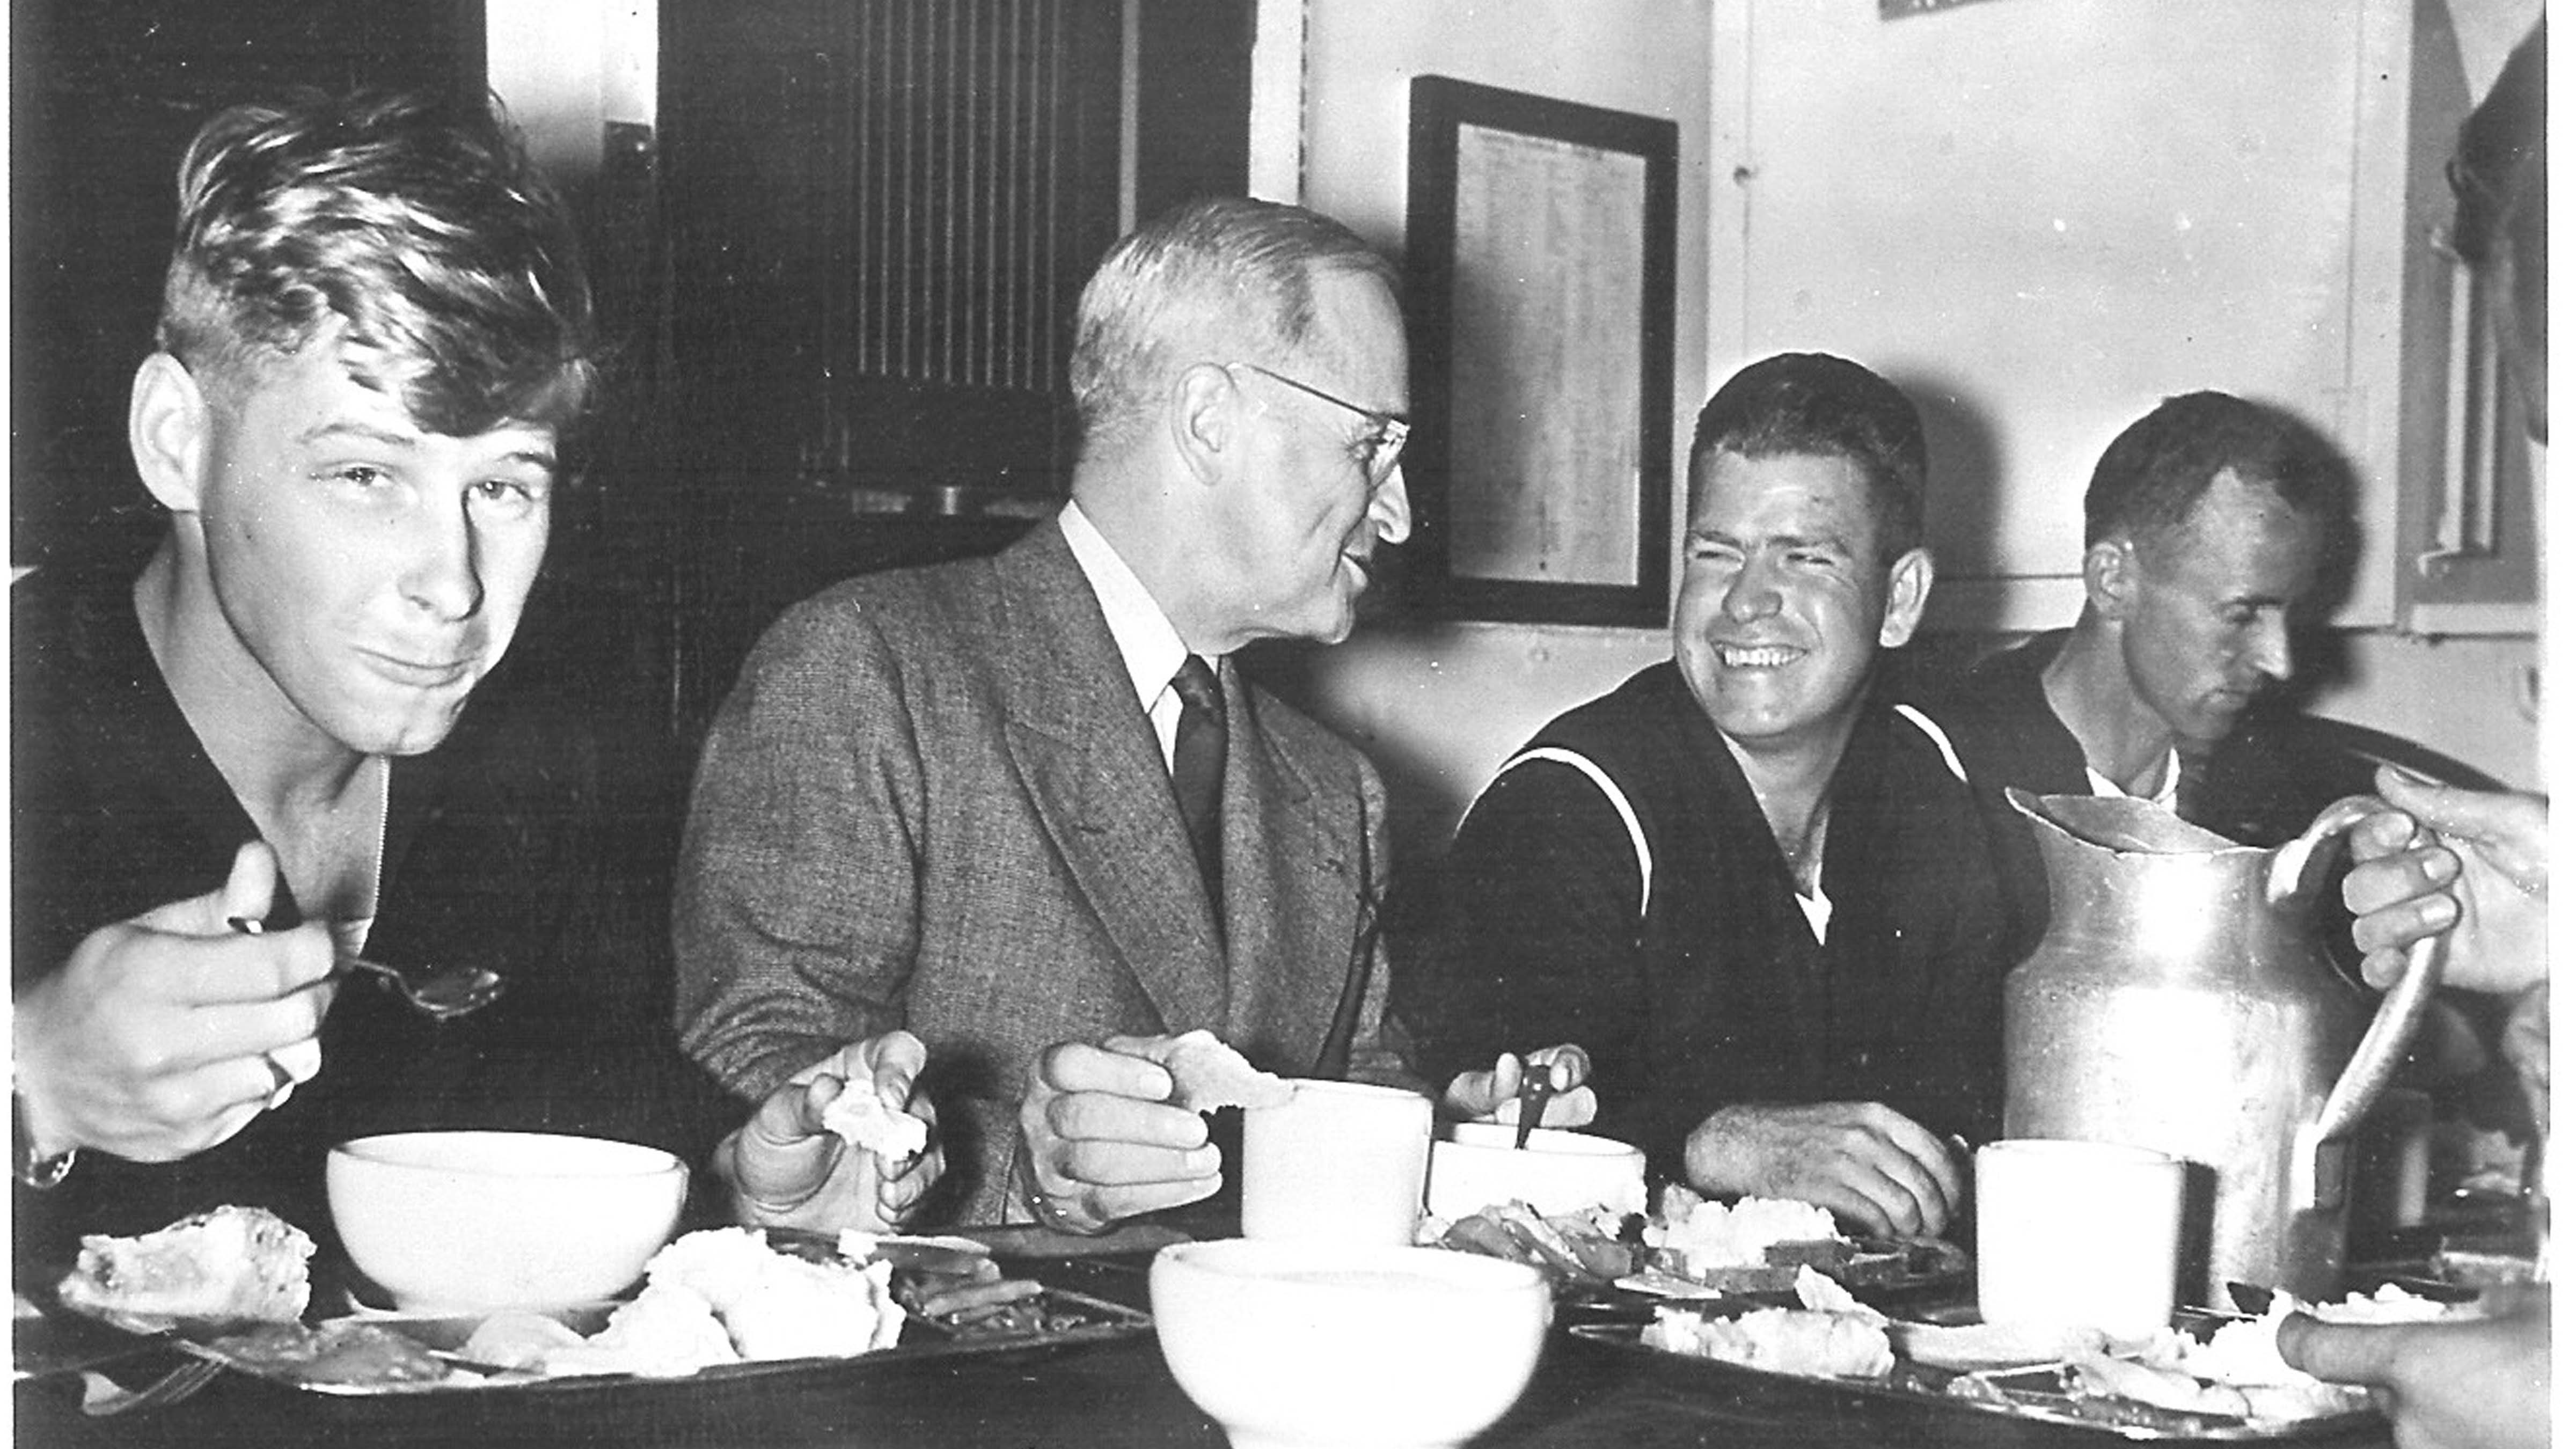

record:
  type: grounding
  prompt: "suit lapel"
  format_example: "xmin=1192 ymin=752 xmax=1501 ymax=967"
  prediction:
xmin=991 ymin=524 xmax=1228 ymax=1033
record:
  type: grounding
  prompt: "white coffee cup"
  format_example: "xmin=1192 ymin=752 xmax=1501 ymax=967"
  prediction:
xmin=1976 ymin=1138 xmax=2184 ymax=1342
xmin=1241 ymin=1080 xmax=1434 ymax=1247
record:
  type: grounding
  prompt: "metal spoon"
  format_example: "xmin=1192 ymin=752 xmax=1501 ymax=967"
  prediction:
xmin=228 ymin=917 xmax=506 ymax=1021
xmin=334 ymin=954 xmax=507 ymax=1020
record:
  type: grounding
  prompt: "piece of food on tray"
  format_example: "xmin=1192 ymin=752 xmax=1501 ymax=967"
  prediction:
xmin=1793 ymin=1261 xmax=2111 ymax=1372
xmin=2066 ymin=1349 xmax=2253 ymax=1418
xmin=1640 ymin=1185 xmax=1897 ymax=1291
xmin=646 ymin=1226 xmax=907 ymax=1360
xmin=1790 ymin=1263 xmax=1875 ymax=1318
xmin=2127 ymin=1283 xmax=2440 ymax=1422
xmin=1643 ymin=1304 xmax=1894 ymax=1378
xmin=837 ymin=1230 xmax=1050 ymax=1329
xmin=1161 ymin=1029 xmax=1293 ymax=1111
xmin=834 ymin=1230 xmax=992 ymax=1278
xmin=1647 ymin=1185 xmax=1835 ymax=1263
xmin=819 ymin=1087 xmax=930 ymax=1163
xmin=510 ymin=1227 xmax=908 ymax=1377
xmin=458 ymin=1311 xmax=588 ymax=1371
xmin=2310 ymin=1281 xmax=2473 ymax=1324
xmin=54 ymin=1205 xmax=314 ymax=1329
xmin=210 ymin=1320 xmax=451 ymax=1386
xmin=537 ymin=1282 xmax=742 ymax=1378
xmin=1426 ymin=1201 xmax=1637 ymax=1288
xmin=1887 ymin=1317 xmax=2105 ymax=1371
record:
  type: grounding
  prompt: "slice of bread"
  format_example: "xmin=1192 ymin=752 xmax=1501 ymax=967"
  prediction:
xmin=1161 ymin=1029 xmax=1292 ymax=1111
xmin=55 ymin=1204 xmax=314 ymax=1329
xmin=820 ymin=1088 xmax=931 ymax=1162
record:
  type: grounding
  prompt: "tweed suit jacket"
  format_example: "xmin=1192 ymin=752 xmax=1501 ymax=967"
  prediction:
xmin=674 ymin=516 xmax=1400 ymax=1225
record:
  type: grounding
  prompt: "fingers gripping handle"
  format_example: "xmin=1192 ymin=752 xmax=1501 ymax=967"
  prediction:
xmin=2270 ymin=795 xmax=2448 ymax=1153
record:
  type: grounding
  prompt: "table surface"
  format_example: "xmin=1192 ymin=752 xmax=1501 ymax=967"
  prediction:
xmin=14 ymin=1248 xmax=2393 ymax=1449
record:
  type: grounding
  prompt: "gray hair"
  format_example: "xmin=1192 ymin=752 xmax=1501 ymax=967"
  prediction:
xmin=1067 ymin=197 xmax=1396 ymax=456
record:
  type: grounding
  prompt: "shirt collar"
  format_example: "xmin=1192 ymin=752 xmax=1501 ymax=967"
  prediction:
xmin=1058 ymin=501 xmax=1190 ymax=714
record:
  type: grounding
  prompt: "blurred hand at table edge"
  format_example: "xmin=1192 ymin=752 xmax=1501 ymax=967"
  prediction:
xmin=12 ymin=840 xmax=336 ymax=1167
xmin=1441 ymin=1044 xmax=1599 ymax=1129
xmin=1016 ymin=1033 xmax=1225 ymax=1234
xmin=1680 ymin=1100 xmax=1963 ymax=1240
xmin=720 ymin=1031 xmax=942 ymax=1233
xmin=2274 ymin=1284 xmax=2549 ymax=1449
xmin=2343 ymin=767 xmax=2548 ymax=996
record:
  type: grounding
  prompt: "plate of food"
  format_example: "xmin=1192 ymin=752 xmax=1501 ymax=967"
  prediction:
xmin=42 ymin=1206 xmax=1151 ymax=1399
xmin=1423 ymin=1183 xmax=1968 ymax=1307
xmin=1567 ymin=1267 xmax=2451 ymax=1441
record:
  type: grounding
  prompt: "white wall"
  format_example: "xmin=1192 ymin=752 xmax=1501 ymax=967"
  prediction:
xmin=1278 ymin=1 xmax=1713 ymax=854
xmin=2304 ymin=634 xmax=2540 ymax=788
xmin=1274 ymin=0 xmax=2540 ymax=858
xmin=487 ymin=1 xmax=656 ymax=174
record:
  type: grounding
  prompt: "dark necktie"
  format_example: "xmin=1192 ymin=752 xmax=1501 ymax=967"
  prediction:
xmin=1169 ymin=656 xmax=1226 ymax=903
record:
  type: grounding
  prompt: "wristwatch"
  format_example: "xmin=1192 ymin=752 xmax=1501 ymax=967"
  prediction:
xmin=11 ymin=1091 xmax=77 ymax=1190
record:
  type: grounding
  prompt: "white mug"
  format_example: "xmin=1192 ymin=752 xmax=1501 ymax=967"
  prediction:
xmin=1977 ymin=1138 xmax=2184 ymax=1343
xmin=1240 ymin=1080 xmax=1433 ymax=1247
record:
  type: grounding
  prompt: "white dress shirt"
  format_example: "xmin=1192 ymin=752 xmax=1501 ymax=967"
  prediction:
xmin=1058 ymin=502 xmax=1203 ymax=770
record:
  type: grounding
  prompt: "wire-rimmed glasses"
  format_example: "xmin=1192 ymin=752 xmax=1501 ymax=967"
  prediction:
xmin=1226 ymin=361 xmax=1410 ymax=485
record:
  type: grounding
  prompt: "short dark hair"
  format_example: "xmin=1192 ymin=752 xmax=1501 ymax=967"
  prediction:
xmin=1068 ymin=196 xmax=1399 ymax=453
xmin=2081 ymin=392 xmax=2348 ymax=547
xmin=1689 ymin=352 xmax=1927 ymax=561
xmin=158 ymin=88 xmax=596 ymax=440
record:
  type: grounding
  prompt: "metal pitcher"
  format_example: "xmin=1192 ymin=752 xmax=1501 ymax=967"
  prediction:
xmin=1999 ymin=789 xmax=2443 ymax=1305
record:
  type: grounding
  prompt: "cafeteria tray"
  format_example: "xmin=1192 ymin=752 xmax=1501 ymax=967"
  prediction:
xmin=39 ymin=1233 xmax=1154 ymax=1401
xmin=154 ymin=1283 xmax=1153 ymax=1398
xmin=1567 ymin=1320 xmax=2383 ymax=1443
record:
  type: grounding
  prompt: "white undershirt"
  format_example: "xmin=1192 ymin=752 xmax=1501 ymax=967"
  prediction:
xmin=1058 ymin=503 xmax=1199 ymax=769
xmin=332 ymin=753 xmax=387 ymax=958
xmin=2083 ymin=747 xmax=2182 ymax=813
xmin=1793 ymin=891 xmax=1832 ymax=945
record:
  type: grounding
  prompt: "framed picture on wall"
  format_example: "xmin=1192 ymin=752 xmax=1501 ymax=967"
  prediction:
xmin=1404 ymin=76 xmax=1677 ymax=626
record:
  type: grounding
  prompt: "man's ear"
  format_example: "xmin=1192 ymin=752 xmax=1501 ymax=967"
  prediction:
xmin=129 ymin=353 xmax=209 ymax=513
xmin=2082 ymin=536 xmax=2137 ymax=619
xmin=1877 ymin=546 xmax=1935 ymax=648
xmin=1170 ymin=362 xmax=1242 ymax=488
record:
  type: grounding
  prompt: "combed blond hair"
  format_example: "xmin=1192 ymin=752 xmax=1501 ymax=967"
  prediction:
xmin=158 ymin=88 xmax=596 ymax=440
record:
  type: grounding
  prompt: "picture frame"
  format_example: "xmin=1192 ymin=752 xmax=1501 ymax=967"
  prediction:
xmin=1403 ymin=76 xmax=1678 ymax=627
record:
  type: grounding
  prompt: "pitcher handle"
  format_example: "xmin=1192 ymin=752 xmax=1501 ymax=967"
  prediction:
xmin=2272 ymin=796 xmax=2448 ymax=1142
xmin=2314 ymin=932 xmax=2442 ymax=1141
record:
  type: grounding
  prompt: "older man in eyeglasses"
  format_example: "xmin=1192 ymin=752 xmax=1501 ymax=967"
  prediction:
xmin=677 ymin=197 xmax=1558 ymax=1233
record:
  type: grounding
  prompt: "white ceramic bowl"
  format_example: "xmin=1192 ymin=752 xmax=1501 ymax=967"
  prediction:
xmin=1151 ymin=1238 xmax=1549 ymax=1449
xmin=328 ymin=1131 xmax=687 ymax=1313
xmin=1427 ymin=1122 xmax=1648 ymax=1222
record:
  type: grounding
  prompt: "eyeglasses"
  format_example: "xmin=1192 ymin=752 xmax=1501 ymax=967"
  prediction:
xmin=1225 ymin=361 xmax=1411 ymax=485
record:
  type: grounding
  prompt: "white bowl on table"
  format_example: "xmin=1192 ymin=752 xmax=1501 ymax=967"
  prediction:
xmin=327 ymin=1131 xmax=687 ymax=1313
xmin=1151 ymin=1237 xmax=1549 ymax=1449
xmin=1428 ymin=1122 xmax=1649 ymax=1221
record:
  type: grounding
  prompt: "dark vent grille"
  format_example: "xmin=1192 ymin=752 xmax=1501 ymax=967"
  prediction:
xmin=663 ymin=0 xmax=1120 ymax=494
xmin=833 ymin=0 xmax=1077 ymax=393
